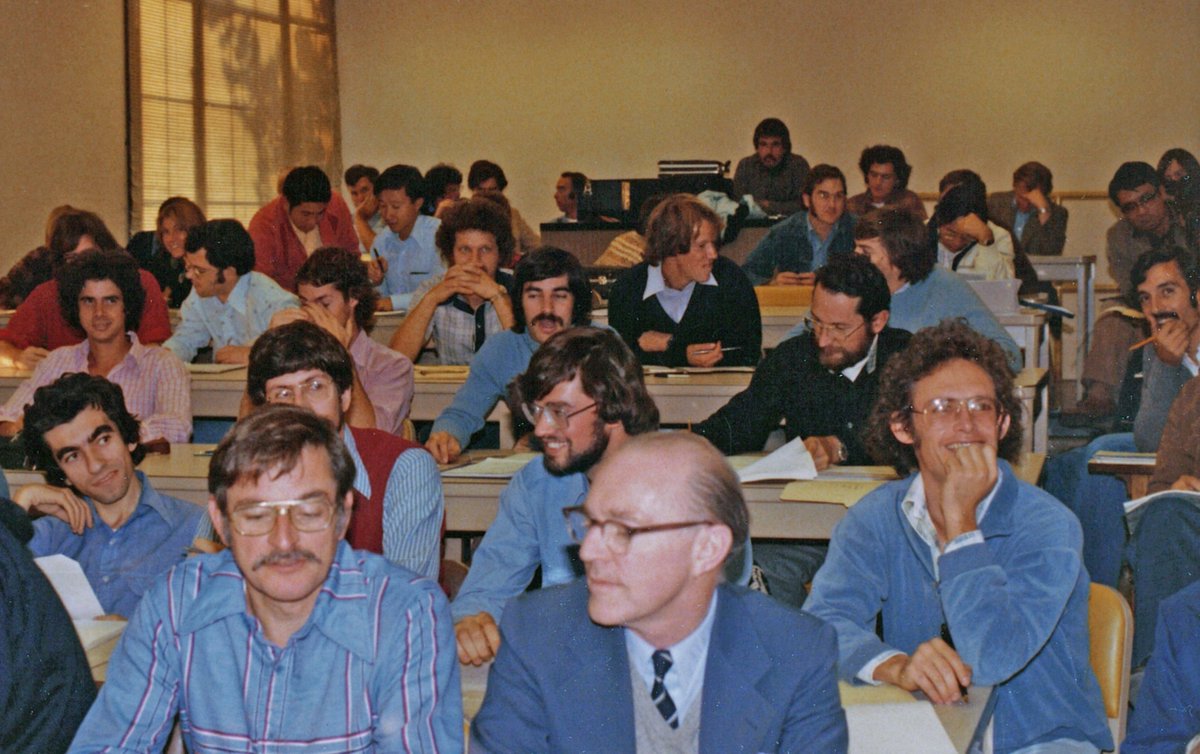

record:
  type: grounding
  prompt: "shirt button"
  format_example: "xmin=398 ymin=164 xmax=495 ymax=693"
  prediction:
xmin=102 ymin=576 xmax=111 ymax=583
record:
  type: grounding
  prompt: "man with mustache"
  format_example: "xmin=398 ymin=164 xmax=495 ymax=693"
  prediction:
xmin=732 ymin=117 xmax=809 ymax=216
xmin=425 ymin=247 xmax=594 ymax=463
xmin=69 ymin=405 xmax=462 ymax=752
xmin=246 ymin=321 xmax=443 ymax=578
xmin=805 ymin=320 xmax=1111 ymax=753
xmin=452 ymin=327 xmax=707 ymax=665
xmin=14 ymin=372 xmax=204 ymax=618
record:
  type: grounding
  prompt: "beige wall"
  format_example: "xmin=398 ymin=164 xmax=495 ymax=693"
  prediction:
xmin=336 ymin=0 xmax=1200 ymax=280
xmin=0 ymin=0 xmax=127 ymax=268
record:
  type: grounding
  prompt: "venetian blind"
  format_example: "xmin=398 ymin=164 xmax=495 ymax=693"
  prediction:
xmin=127 ymin=0 xmax=341 ymax=231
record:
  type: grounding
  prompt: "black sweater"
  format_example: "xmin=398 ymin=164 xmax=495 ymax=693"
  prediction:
xmin=607 ymin=256 xmax=762 ymax=367
xmin=692 ymin=327 xmax=912 ymax=460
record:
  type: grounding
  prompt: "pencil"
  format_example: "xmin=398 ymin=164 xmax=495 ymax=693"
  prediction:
xmin=1128 ymin=335 xmax=1156 ymax=352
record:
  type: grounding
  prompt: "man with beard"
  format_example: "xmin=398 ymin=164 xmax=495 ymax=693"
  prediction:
xmin=425 ymin=247 xmax=594 ymax=463
xmin=451 ymin=327 xmax=662 ymax=665
xmin=732 ymin=118 xmax=809 ymax=216
xmin=692 ymin=253 xmax=909 ymax=606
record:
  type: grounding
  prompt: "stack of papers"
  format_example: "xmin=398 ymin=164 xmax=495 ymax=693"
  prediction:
xmin=737 ymin=437 xmax=817 ymax=482
xmin=35 ymin=554 xmax=126 ymax=649
xmin=443 ymin=453 xmax=541 ymax=478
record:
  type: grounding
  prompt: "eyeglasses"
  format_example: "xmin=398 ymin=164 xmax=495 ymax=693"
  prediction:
xmin=803 ymin=315 xmax=865 ymax=341
xmin=521 ymin=401 xmax=596 ymax=430
xmin=1119 ymin=189 xmax=1160 ymax=215
xmin=229 ymin=498 xmax=336 ymax=537
xmin=183 ymin=263 xmax=216 ymax=277
xmin=266 ymin=376 xmax=335 ymax=404
xmin=562 ymin=506 xmax=713 ymax=555
xmin=908 ymin=397 xmax=1002 ymax=423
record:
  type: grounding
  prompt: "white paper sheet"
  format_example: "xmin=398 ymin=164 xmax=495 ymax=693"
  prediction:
xmin=846 ymin=701 xmax=957 ymax=754
xmin=442 ymin=453 xmax=541 ymax=478
xmin=737 ymin=437 xmax=818 ymax=482
xmin=35 ymin=554 xmax=103 ymax=619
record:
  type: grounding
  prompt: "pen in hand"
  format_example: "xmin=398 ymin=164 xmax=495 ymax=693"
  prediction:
xmin=692 ymin=346 xmax=742 ymax=355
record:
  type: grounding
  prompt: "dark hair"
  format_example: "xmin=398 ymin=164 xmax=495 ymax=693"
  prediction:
xmin=858 ymin=145 xmax=913 ymax=190
xmin=47 ymin=210 xmax=120 ymax=258
xmin=282 ymin=166 xmax=332 ymax=207
xmin=374 ymin=164 xmax=427 ymax=202
xmin=156 ymin=197 xmax=206 ymax=245
xmin=853 ymin=208 xmax=934 ymax=283
xmin=424 ymin=163 xmax=463 ymax=205
xmin=864 ymin=319 xmax=1023 ymax=475
xmin=561 ymin=171 xmax=588 ymax=202
xmin=814 ymin=252 xmax=891 ymax=319
xmin=185 ymin=219 xmax=255 ymax=275
xmin=343 ymin=164 xmax=379 ymax=187
xmin=932 ymin=172 xmax=989 ymax=226
xmin=510 ymin=327 xmax=658 ymax=436
xmin=467 ymin=160 xmax=508 ymax=191
xmin=511 ymin=247 xmax=593 ymax=331
xmin=434 ymin=196 xmax=516 ymax=267
xmin=1157 ymin=149 xmax=1200 ymax=204
xmin=643 ymin=194 xmax=722 ymax=265
xmin=802 ymin=164 xmax=847 ymax=197
xmin=24 ymin=373 xmax=145 ymax=486
xmin=208 ymin=404 xmax=355 ymax=515
xmin=1108 ymin=161 xmax=1160 ymax=205
xmin=1012 ymin=162 xmax=1053 ymax=195
xmin=752 ymin=117 xmax=791 ymax=153
xmin=295 ymin=246 xmax=379 ymax=333
xmin=246 ymin=321 xmax=354 ymax=407
xmin=57 ymin=248 xmax=145 ymax=333
xmin=1130 ymin=245 xmax=1200 ymax=300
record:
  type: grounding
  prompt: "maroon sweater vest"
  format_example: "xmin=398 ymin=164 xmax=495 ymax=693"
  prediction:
xmin=345 ymin=426 xmax=425 ymax=554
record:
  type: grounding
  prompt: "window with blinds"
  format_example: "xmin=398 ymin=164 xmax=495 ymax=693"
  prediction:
xmin=127 ymin=0 xmax=341 ymax=231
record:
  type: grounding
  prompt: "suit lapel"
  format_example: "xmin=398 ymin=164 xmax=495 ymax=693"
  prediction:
xmin=699 ymin=587 xmax=774 ymax=752
xmin=558 ymin=615 xmax=636 ymax=751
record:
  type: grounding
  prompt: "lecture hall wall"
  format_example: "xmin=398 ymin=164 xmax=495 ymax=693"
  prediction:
xmin=1 ymin=0 xmax=1197 ymax=291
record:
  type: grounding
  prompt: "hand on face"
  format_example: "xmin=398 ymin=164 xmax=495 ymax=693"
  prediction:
xmin=303 ymin=301 xmax=354 ymax=348
xmin=14 ymin=483 xmax=94 ymax=534
xmin=1149 ymin=316 xmax=1193 ymax=366
xmin=932 ymin=441 xmax=998 ymax=539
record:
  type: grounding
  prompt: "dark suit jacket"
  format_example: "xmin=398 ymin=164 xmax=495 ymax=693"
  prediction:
xmin=608 ymin=256 xmax=762 ymax=367
xmin=471 ymin=579 xmax=848 ymax=753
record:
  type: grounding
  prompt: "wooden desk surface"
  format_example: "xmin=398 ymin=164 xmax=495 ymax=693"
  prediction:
xmin=1088 ymin=450 xmax=1156 ymax=499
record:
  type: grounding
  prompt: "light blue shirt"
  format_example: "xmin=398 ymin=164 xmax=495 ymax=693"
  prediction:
xmin=343 ymin=426 xmax=444 ymax=579
xmin=431 ymin=329 xmax=540 ymax=449
xmin=371 ymin=214 xmax=443 ymax=310
xmin=163 ymin=271 xmax=297 ymax=362
xmin=805 ymin=213 xmax=838 ymax=271
xmin=69 ymin=542 xmax=462 ymax=753
xmin=1012 ymin=206 xmax=1033 ymax=245
xmin=642 ymin=264 xmax=717 ymax=324
xmin=29 ymin=472 xmax=203 ymax=617
xmin=625 ymin=591 xmax=718 ymax=724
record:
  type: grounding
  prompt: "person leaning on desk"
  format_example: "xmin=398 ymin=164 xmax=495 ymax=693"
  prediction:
xmin=607 ymin=194 xmax=761 ymax=368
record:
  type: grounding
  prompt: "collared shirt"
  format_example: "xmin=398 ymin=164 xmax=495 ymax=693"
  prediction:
xmin=290 ymin=219 xmax=322 ymax=255
xmin=349 ymin=329 xmax=414 ymax=433
xmin=163 ymin=271 xmax=298 ymax=362
xmin=806 ymin=213 xmax=839 ymax=270
xmin=857 ymin=470 xmax=1002 ymax=684
xmin=343 ymin=426 xmax=443 ymax=578
xmin=28 ymin=472 xmax=203 ymax=617
xmin=431 ymin=329 xmax=541 ymax=449
xmin=68 ymin=542 xmax=463 ymax=753
xmin=625 ymin=591 xmax=718 ymax=725
xmin=643 ymin=264 xmax=718 ymax=323
xmin=371 ymin=214 xmax=443 ymax=310
xmin=0 ymin=333 xmax=191 ymax=442
xmin=838 ymin=333 xmax=879 ymax=383
xmin=411 ymin=270 xmax=513 ymax=365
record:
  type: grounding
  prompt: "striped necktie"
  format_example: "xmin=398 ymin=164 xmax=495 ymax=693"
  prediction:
xmin=651 ymin=649 xmax=679 ymax=729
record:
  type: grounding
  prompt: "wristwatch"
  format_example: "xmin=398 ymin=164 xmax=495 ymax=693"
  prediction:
xmin=835 ymin=440 xmax=849 ymax=464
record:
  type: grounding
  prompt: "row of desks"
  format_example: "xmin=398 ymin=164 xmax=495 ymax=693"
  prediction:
xmin=4 ymin=446 xmax=1045 ymax=541
xmin=0 ymin=363 xmax=1051 ymax=453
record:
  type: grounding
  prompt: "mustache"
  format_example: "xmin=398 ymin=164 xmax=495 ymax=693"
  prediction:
xmin=252 ymin=549 xmax=320 ymax=570
xmin=531 ymin=313 xmax=565 ymax=327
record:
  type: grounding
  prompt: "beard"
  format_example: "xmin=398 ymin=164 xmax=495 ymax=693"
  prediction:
xmin=817 ymin=335 xmax=872 ymax=372
xmin=529 ymin=416 xmax=609 ymax=476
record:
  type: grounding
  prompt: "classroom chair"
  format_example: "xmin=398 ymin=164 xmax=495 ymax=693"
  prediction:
xmin=1089 ymin=582 xmax=1133 ymax=751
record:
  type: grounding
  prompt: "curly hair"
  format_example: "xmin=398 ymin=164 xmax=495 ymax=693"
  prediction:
xmin=508 ymin=327 xmax=658 ymax=437
xmin=57 ymin=248 xmax=145 ymax=333
xmin=857 ymin=145 xmax=913 ymax=190
xmin=295 ymin=246 xmax=379 ymax=333
xmin=434 ymin=195 xmax=516 ymax=268
xmin=863 ymin=319 xmax=1023 ymax=475
xmin=24 ymin=373 xmax=144 ymax=486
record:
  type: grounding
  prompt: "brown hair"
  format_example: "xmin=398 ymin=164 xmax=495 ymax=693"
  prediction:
xmin=643 ymin=194 xmax=722 ymax=266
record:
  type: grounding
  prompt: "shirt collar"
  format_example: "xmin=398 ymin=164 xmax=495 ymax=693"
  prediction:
xmin=900 ymin=469 xmax=1003 ymax=552
xmin=225 ymin=273 xmax=252 ymax=313
xmin=342 ymin=426 xmax=371 ymax=498
xmin=642 ymin=264 xmax=717 ymax=300
xmin=839 ymin=332 xmax=879 ymax=381
xmin=624 ymin=589 xmax=719 ymax=684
